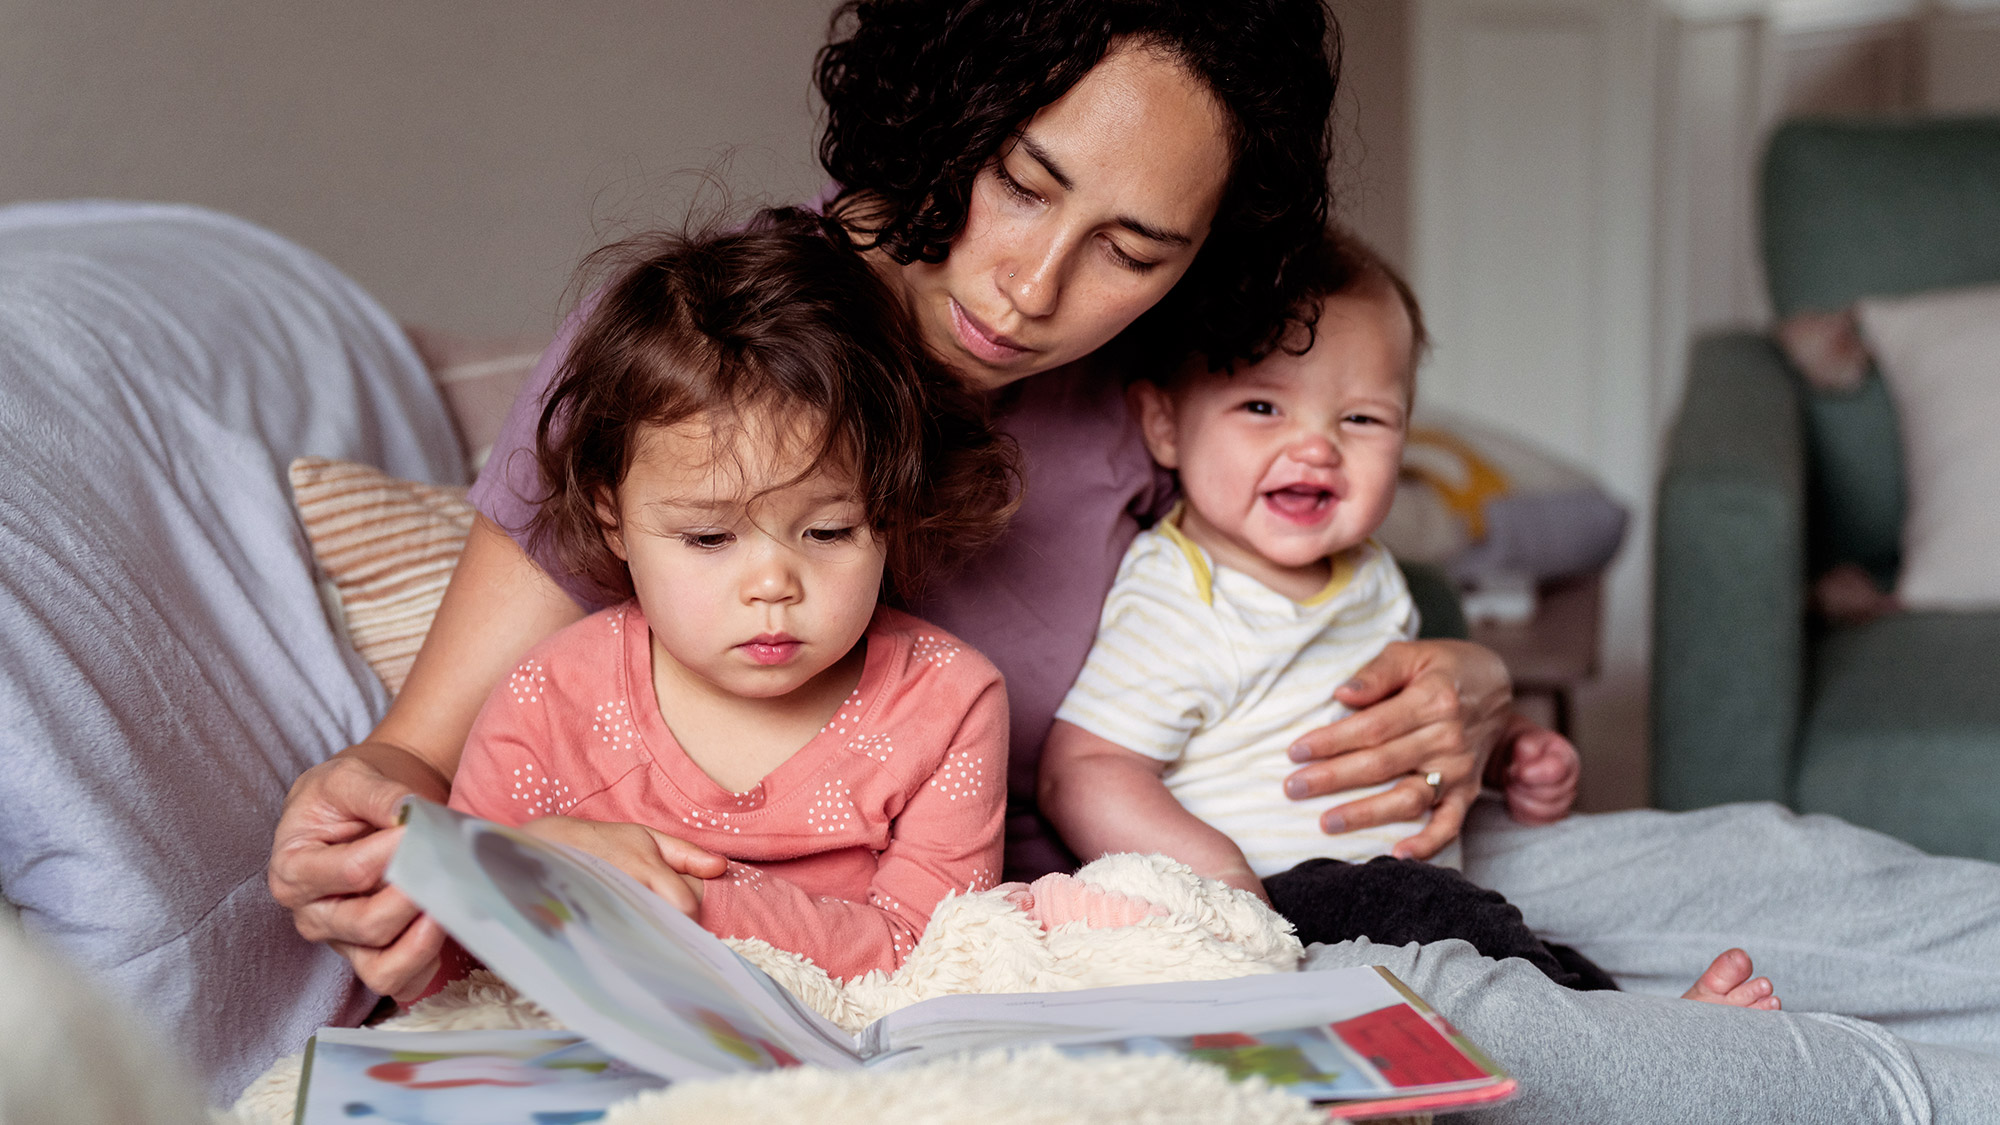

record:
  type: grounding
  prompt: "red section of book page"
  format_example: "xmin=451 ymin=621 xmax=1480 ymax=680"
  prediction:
xmin=1332 ymin=1006 xmax=1488 ymax=1087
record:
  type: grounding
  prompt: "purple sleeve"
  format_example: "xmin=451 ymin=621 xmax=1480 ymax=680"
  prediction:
xmin=464 ymin=301 xmax=609 ymax=611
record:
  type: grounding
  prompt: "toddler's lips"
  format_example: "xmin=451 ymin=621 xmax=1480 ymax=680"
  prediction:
xmin=740 ymin=635 xmax=803 ymax=666
xmin=1262 ymin=484 xmax=1336 ymax=524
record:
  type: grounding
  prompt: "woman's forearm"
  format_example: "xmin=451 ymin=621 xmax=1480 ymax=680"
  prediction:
xmin=372 ymin=513 xmax=587 ymax=781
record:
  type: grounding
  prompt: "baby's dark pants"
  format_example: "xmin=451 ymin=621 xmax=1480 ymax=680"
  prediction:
xmin=1263 ymin=856 xmax=1619 ymax=992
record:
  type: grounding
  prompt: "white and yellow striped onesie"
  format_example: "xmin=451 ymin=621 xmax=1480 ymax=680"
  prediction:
xmin=1054 ymin=505 xmax=1457 ymax=878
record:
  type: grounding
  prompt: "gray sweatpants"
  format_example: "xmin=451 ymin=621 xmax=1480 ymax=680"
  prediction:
xmin=1301 ymin=799 xmax=2000 ymax=1123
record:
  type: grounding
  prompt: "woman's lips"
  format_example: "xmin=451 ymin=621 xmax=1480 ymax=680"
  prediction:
xmin=949 ymin=299 xmax=1031 ymax=365
xmin=740 ymin=635 xmax=803 ymax=666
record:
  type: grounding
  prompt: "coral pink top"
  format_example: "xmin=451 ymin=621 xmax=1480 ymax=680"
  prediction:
xmin=449 ymin=602 xmax=1008 ymax=980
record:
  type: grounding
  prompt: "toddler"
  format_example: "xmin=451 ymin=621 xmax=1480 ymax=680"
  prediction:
xmin=449 ymin=209 xmax=1019 ymax=981
xmin=1041 ymin=227 xmax=1778 ymax=1009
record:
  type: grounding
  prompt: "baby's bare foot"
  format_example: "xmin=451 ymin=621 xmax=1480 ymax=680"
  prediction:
xmin=1682 ymin=948 xmax=1781 ymax=1010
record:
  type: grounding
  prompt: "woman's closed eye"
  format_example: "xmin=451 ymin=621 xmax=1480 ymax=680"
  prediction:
xmin=993 ymin=164 xmax=1042 ymax=206
xmin=1101 ymin=237 xmax=1160 ymax=274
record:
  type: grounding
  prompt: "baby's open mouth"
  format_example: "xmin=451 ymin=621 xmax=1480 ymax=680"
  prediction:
xmin=1263 ymin=484 xmax=1334 ymax=520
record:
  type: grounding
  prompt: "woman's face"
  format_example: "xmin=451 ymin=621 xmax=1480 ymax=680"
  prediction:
xmin=891 ymin=43 xmax=1233 ymax=391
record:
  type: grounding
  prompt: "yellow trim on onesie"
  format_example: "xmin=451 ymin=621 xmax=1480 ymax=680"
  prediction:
xmin=1155 ymin=501 xmax=1360 ymax=608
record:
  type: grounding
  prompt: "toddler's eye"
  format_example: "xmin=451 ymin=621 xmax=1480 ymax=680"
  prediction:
xmin=1241 ymin=400 xmax=1278 ymax=416
xmin=679 ymin=531 xmax=732 ymax=549
xmin=805 ymin=526 xmax=857 ymax=544
xmin=1345 ymin=413 xmax=1382 ymax=427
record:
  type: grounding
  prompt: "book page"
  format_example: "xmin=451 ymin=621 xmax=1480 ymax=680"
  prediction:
xmin=387 ymin=799 xmax=860 ymax=1078
xmin=866 ymin=968 xmax=1509 ymax=1106
xmin=297 ymin=1029 xmax=666 ymax=1125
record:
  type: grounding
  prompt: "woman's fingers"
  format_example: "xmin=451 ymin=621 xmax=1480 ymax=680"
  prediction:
xmin=1326 ymin=638 xmax=1425 ymax=711
xmin=268 ymin=754 xmax=420 ymax=911
xmin=290 ymin=879 xmax=421 ymax=949
xmin=335 ymin=913 xmax=448 ymax=1002
xmin=1287 ymin=692 xmax=1467 ymax=803
xmin=1292 ymin=658 xmax=1458 ymax=769
xmin=271 ymin=824 xmax=406 ymax=921
xmin=1391 ymin=788 xmax=1473 ymax=860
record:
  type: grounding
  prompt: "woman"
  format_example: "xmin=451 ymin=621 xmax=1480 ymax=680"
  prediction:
xmin=270 ymin=1 xmax=2000 ymax=1119
xmin=271 ymin=0 xmax=1517 ymax=995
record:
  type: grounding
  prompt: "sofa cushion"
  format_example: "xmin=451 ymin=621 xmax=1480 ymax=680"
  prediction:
xmin=1855 ymin=283 xmax=2000 ymax=609
xmin=1795 ymin=612 xmax=2000 ymax=861
xmin=1761 ymin=118 xmax=2000 ymax=582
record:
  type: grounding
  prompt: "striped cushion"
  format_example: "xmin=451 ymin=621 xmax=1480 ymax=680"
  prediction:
xmin=288 ymin=457 xmax=472 ymax=694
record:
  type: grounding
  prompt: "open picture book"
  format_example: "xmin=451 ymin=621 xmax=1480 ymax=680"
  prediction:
xmin=307 ymin=798 xmax=1515 ymax=1119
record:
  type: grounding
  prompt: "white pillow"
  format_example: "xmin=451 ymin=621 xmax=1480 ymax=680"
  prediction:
xmin=1855 ymin=283 xmax=2000 ymax=610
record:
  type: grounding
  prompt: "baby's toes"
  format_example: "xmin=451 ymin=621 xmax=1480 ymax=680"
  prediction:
xmin=1719 ymin=974 xmax=1777 ymax=1009
xmin=1682 ymin=948 xmax=1754 ymax=1003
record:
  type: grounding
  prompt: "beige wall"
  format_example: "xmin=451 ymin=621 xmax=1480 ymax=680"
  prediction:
xmin=2 ymin=1 xmax=1412 ymax=336
xmin=1332 ymin=0 xmax=1414 ymax=272
xmin=1 ymin=1 xmax=835 ymax=336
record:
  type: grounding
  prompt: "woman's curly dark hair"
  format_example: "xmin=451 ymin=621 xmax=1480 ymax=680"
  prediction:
xmin=530 ymin=207 xmax=1020 ymax=605
xmin=816 ymin=0 xmax=1339 ymax=367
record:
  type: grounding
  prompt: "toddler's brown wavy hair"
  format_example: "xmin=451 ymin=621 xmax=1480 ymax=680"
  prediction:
xmin=529 ymin=207 xmax=1020 ymax=605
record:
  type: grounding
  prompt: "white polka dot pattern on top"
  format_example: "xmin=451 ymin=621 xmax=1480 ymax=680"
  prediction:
xmin=850 ymin=732 xmax=895 ymax=762
xmin=509 ymin=762 xmax=576 ymax=817
xmin=593 ymin=699 xmax=638 ymax=756
xmin=679 ymin=808 xmax=743 ymax=834
xmin=910 ymin=634 xmax=961 ymax=666
xmin=723 ymin=862 xmax=765 ymax=889
xmin=805 ymin=778 xmax=856 ymax=834
xmin=927 ymin=746 xmax=986 ymax=802
xmin=818 ymin=687 xmax=865 ymax=736
xmin=507 ymin=660 xmax=547 ymax=705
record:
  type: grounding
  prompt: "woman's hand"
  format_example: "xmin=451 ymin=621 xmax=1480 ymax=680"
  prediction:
xmin=269 ymin=515 xmax=587 ymax=999
xmin=520 ymin=817 xmax=729 ymax=917
xmin=1491 ymin=711 xmax=1581 ymax=825
xmin=268 ymin=742 xmax=454 ymax=1001
xmin=1283 ymin=639 xmax=1512 ymax=860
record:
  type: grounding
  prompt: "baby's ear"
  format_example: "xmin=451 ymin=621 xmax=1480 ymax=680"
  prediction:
xmin=1128 ymin=381 xmax=1181 ymax=469
xmin=592 ymin=488 xmax=629 ymax=562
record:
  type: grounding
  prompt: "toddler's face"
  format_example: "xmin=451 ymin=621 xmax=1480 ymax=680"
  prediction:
xmin=1136 ymin=281 xmax=1412 ymax=584
xmin=599 ymin=410 xmax=885 ymax=701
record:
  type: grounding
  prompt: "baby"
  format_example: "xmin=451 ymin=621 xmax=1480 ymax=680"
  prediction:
xmin=1040 ymin=226 xmax=1778 ymax=1009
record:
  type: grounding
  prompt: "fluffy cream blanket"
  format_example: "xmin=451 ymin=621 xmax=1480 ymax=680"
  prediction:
xmin=229 ymin=854 xmax=1387 ymax=1125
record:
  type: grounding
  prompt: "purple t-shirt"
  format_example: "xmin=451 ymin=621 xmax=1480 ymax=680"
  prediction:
xmin=468 ymin=318 xmax=1172 ymax=880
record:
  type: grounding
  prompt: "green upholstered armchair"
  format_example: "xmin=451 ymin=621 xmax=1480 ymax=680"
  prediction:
xmin=1652 ymin=117 xmax=2000 ymax=862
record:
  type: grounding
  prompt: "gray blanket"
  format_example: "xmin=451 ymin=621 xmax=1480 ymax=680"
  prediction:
xmin=0 ymin=201 xmax=464 ymax=1101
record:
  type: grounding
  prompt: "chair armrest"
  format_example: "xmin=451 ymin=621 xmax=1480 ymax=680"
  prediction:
xmin=1401 ymin=560 xmax=1469 ymax=641
xmin=1651 ymin=332 xmax=1807 ymax=809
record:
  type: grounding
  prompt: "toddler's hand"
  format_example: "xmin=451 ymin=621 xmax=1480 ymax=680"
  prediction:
xmin=1499 ymin=713 xmax=1580 ymax=825
xmin=521 ymin=817 xmax=728 ymax=917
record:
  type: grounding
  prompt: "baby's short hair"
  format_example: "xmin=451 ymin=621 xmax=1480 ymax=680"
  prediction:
xmin=528 ymin=207 xmax=1019 ymax=605
xmin=1292 ymin=224 xmax=1429 ymax=363
xmin=1143 ymin=223 xmax=1427 ymax=388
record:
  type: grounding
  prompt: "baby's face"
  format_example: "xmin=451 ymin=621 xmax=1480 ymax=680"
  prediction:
xmin=1137 ymin=282 xmax=1412 ymax=584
